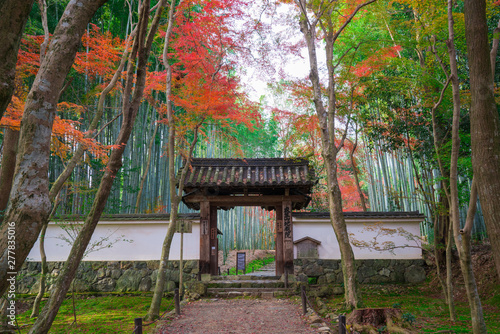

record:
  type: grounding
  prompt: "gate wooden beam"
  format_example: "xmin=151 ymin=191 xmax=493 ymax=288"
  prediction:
xmin=199 ymin=201 xmax=210 ymax=274
xmin=209 ymin=205 xmax=218 ymax=276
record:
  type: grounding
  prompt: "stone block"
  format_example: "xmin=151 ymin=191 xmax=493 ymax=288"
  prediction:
xmin=97 ymin=268 xmax=107 ymax=279
xmin=303 ymin=262 xmax=324 ymax=276
xmin=110 ymin=269 xmax=122 ymax=280
xmin=73 ymin=278 xmax=92 ymax=292
xmin=404 ymin=264 xmax=426 ymax=283
xmin=184 ymin=281 xmax=207 ymax=296
xmin=332 ymin=286 xmax=344 ymax=295
xmin=379 ymin=268 xmax=391 ymax=277
xmin=138 ymin=276 xmax=152 ymax=292
xmin=146 ymin=260 xmax=160 ymax=270
xmin=95 ymin=277 xmax=116 ymax=292
xmin=116 ymin=269 xmax=142 ymax=292
xmin=165 ymin=280 xmax=176 ymax=292
xmin=133 ymin=261 xmax=147 ymax=270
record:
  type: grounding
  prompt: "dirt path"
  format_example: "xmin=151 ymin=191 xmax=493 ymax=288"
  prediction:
xmin=155 ymin=298 xmax=318 ymax=334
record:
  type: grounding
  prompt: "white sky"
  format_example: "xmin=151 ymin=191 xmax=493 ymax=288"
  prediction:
xmin=237 ymin=2 xmax=326 ymax=105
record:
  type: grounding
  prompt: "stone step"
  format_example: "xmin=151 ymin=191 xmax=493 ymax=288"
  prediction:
xmin=207 ymin=280 xmax=285 ymax=289
xmin=210 ymin=275 xmax=281 ymax=281
xmin=207 ymin=287 xmax=293 ymax=298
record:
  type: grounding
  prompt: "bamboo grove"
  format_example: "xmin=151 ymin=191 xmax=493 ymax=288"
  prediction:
xmin=0 ymin=0 xmax=500 ymax=331
xmin=0 ymin=0 xmax=498 ymax=265
xmin=0 ymin=0 xmax=496 ymax=266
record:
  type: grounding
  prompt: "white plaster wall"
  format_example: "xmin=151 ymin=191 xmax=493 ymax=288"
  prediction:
xmin=27 ymin=217 xmax=423 ymax=262
xmin=27 ymin=220 xmax=200 ymax=262
xmin=293 ymin=219 xmax=423 ymax=260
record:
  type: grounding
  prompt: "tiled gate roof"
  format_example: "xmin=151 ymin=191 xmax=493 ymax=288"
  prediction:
xmin=180 ymin=158 xmax=316 ymax=190
xmin=179 ymin=158 xmax=316 ymax=210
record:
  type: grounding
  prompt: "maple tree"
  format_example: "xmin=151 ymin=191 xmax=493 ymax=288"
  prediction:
xmin=146 ymin=0 xmax=261 ymax=320
xmin=268 ymin=84 xmax=369 ymax=212
xmin=0 ymin=0 xmax=109 ymax=298
xmin=1 ymin=24 xmax=126 ymax=164
xmin=0 ymin=0 xmax=34 ymax=122
xmin=27 ymin=1 xmax=164 ymax=332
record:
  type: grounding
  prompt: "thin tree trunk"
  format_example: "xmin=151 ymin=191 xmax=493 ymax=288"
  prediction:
xmin=464 ymin=0 xmax=500 ymax=282
xmin=0 ymin=128 xmax=19 ymax=218
xmin=27 ymin=3 xmax=163 ymax=333
xmin=29 ymin=12 xmax=132 ymax=311
xmin=146 ymin=2 xmax=188 ymax=320
xmin=135 ymin=122 xmax=159 ymax=213
xmin=448 ymin=1 xmax=487 ymax=331
xmin=296 ymin=0 xmax=376 ymax=308
xmin=349 ymin=136 xmax=367 ymax=211
xmin=31 ymin=196 xmax=60 ymax=318
xmin=0 ymin=0 xmax=109 ymax=297
xmin=445 ymin=222 xmax=456 ymax=321
xmin=29 ymin=222 xmax=48 ymax=318
xmin=0 ymin=0 xmax=34 ymax=121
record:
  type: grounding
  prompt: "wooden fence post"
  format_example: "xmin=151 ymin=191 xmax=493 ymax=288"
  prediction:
xmin=301 ymin=285 xmax=307 ymax=315
xmin=338 ymin=314 xmax=346 ymax=334
xmin=174 ymin=288 xmax=181 ymax=315
xmin=134 ymin=317 xmax=142 ymax=334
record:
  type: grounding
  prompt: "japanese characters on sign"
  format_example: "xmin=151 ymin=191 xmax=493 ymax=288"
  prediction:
xmin=284 ymin=206 xmax=292 ymax=240
xmin=201 ymin=220 xmax=208 ymax=235
xmin=277 ymin=220 xmax=283 ymax=233
xmin=236 ymin=252 xmax=246 ymax=274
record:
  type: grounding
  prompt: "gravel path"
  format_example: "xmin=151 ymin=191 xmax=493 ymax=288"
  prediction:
xmin=155 ymin=298 xmax=318 ymax=334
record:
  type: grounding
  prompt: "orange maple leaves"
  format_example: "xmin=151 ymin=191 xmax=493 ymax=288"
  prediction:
xmin=144 ymin=0 xmax=260 ymax=137
xmin=1 ymin=24 xmax=126 ymax=163
xmin=352 ymin=45 xmax=402 ymax=78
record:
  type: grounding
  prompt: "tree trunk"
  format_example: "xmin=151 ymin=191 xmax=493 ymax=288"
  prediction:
xmin=0 ymin=0 xmax=109 ymax=297
xmin=0 ymin=0 xmax=34 ymax=121
xmin=445 ymin=222 xmax=456 ymax=322
xmin=349 ymin=138 xmax=367 ymax=211
xmin=27 ymin=2 xmax=163 ymax=332
xmin=464 ymin=0 xmax=500 ymax=282
xmin=0 ymin=128 xmax=19 ymax=218
xmin=31 ymin=196 xmax=59 ymax=318
xmin=145 ymin=3 xmax=185 ymax=320
xmin=296 ymin=0 xmax=376 ymax=308
xmin=135 ymin=122 xmax=159 ymax=213
xmin=30 ymin=222 xmax=48 ymax=318
xmin=448 ymin=1 xmax=487 ymax=331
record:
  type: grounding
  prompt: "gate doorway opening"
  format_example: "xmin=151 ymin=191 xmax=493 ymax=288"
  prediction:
xmin=178 ymin=158 xmax=315 ymax=276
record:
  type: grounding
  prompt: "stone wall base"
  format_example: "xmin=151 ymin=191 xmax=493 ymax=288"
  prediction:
xmin=17 ymin=260 xmax=200 ymax=294
xmin=294 ymin=259 xmax=426 ymax=284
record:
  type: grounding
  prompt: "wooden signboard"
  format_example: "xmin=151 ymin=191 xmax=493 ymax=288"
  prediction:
xmin=201 ymin=220 xmax=208 ymax=235
xmin=236 ymin=252 xmax=246 ymax=274
xmin=283 ymin=206 xmax=292 ymax=240
xmin=175 ymin=220 xmax=192 ymax=233
xmin=276 ymin=220 xmax=283 ymax=233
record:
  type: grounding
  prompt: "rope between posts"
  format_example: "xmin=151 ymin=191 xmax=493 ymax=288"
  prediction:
xmin=131 ymin=298 xmax=175 ymax=333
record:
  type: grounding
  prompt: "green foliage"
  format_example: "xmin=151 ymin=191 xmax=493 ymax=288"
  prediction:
xmin=223 ymin=255 xmax=275 ymax=276
xmin=402 ymin=312 xmax=416 ymax=325
xmin=392 ymin=302 xmax=402 ymax=309
xmin=322 ymin=284 xmax=500 ymax=333
xmin=16 ymin=294 xmax=174 ymax=333
xmin=307 ymin=277 xmax=317 ymax=285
